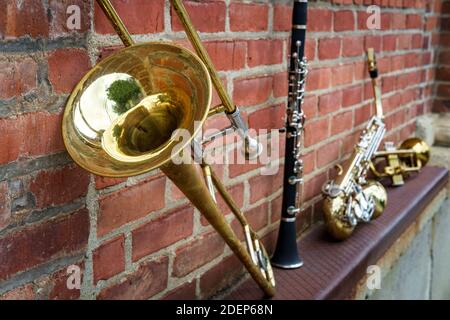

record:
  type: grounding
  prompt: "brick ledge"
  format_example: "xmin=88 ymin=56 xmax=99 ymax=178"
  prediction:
xmin=226 ymin=166 xmax=449 ymax=300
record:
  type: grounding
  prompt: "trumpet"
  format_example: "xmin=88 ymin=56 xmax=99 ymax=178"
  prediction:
xmin=62 ymin=0 xmax=275 ymax=297
xmin=369 ymin=138 xmax=430 ymax=186
xmin=321 ymin=49 xmax=387 ymax=240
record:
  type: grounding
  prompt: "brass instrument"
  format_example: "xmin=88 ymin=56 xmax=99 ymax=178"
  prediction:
xmin=369 ymin=138 xmax=430 ymax=186
xmin=321 ymin=49 xmax=387 ymax=240
xmin=62 ymin=0 xmax=274 ymax=296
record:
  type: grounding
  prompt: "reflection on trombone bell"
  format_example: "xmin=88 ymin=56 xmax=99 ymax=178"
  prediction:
xmin=369 ymin=138 xmax=430 ymax=186
xmin=62 ymin=0 xmax=275 ymax=297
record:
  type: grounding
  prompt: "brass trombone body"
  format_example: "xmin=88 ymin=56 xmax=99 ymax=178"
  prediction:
xmin=62 ymin=0 xmax=274 ymax=297
xmin=369 ymin=138 xmax=430 ymax=186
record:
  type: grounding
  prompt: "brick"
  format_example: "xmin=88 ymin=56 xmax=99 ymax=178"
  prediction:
xmin=411 ymin=33 xmax=422 ymax=49
xmin=353 ymin=60 xmax=366 ymax=81
xmin=305 ymin=39 xmax=316 ymax=60
xmin=172 ymin=1 xmax=225 ymax=32
xmin=0 ymin=58 xmax=38 ymax=99
xmin=94 ymin=176 xmax=126 ymax=190
xmin=342 ymin=85 xmax=362 ymax=107
xmin=48 ymin=262 xmax=84 ymax=300
xmin=0 ymin=208 xmax=89 ymax=281
xmin=247 ymin=39 xmax=283 ymax=67
xmin=381 ymin=12 xmax=391 ymax=30
xmin=406 ymin=14 xmax=422 ymax=29
xmin=132 ymin=205 xmax=194 ymax=261
xmin=29 ymin=164 xmax=89 ymax=208
xmin=98 ymin=176 xmax=166 ymax=236
xmin=172 ymin=232 xmax=225 ymax=278
xmin=317 ymin=140 xmax=340 ymax=168
xmin=273 ymin=5 xmax=292 ymax=31
xmin=93 ymin=235 xmax=125 ymax=283
xmin=331 ymin=110 xmax=353 ymax=135
xmin=98 ymin=256 xmax=168 ymax=300
xmin=48 ymin=49 xmax=91 ymax=93
xmin=364 ymin=35 xmax=382 ymax=52
xmin=233 ymin=76 xmax=272 ymax=106
xmin=382 ymin=34 xmax=397 ymax=51
xmin=357 ymin=11 xmax=370 ymax=30
xmin=355 ymin=103 xmax=372 ymax=126
xmin=397 ymin=34 xmax=412 ymax=50
xmin=270 ymin=194 xmax=282 ymax=223
xmin=342 ymin=36 xmax=364 ymax=57
xmin=0 ymin=283 xmax=34 ymax=300
xmin=0 ymin=0 xmax=49 ymax=38
xmin=94 ymin=0 xmax=164 ymax=35
xmin=48 ymin=0 xmax=90 ymax=36
xmin=249 ymin=172 xmax=283 ymax=204
xmin=162 ymin=281 xmax=197 ymax=300
xmin=200 ymin=255 xmax=243 ymax=298
xmin=391 ymin=13 xmax=406 ymax=29
xmin=303 ymin=95 xmax=318 ymax=118
xmin=304 ymin=117 xmax=329 ymax=147
xmin=309 ymin=8 xmax=332 ymax=32
xmin=273 ymin=72 xmax=288 ymax=98
xmin=306 ymin=67 xmax=331 ymax=91
xmin=231 ymin=202 xmax=269 ymax=239
xmin=331 ymin=64 xmax=353 ymax=86
xmin=303 ymin=171 xmax=328 ymax=202
xmin=248 ymin=105 xmax=285 ymax=131
xmin=230 ymin=2 xmax=268 ymax=32
xmin=0 ymin=181 xmax=11 ymax=231
xmin=334 ymin=10 xmax=355 ymax=31
xmin=204 ymin=41 xmax=246 ymax=71
xmin=318 ymin=37 xmax=341 ymax=60
xmin=0 ymin=112 xmax=65 ymax=165
xmin=318 ymin=91 xmax=342 ymax=115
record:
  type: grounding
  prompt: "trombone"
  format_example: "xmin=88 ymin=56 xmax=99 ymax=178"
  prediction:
xmin=62 ymin=0 xmax=275 ymax=296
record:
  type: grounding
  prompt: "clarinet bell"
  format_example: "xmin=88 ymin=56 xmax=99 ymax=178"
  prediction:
xmin=271 ymin=219 xmax=303 ymax=269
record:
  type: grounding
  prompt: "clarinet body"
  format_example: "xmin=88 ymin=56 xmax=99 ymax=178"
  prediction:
xmin=271 ymin=0 xmax=308 ymax=269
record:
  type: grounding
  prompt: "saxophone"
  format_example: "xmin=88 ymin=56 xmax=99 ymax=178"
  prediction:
xmin=321 ymin=48 xmax=388 ymax=240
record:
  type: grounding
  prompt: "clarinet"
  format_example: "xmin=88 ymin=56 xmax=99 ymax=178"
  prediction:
xmin=271 ymin=0 xmax=308 ymax=269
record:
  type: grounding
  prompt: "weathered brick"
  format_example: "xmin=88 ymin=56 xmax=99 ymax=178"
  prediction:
xmin=93 ymin=235 xmax=125 ymax=283
xmin=304 ymin=117 xmax=329 ymax=147
xmin=0 ymin=0 xmax=49 ymax=38
xmin=0 ymin=112 xmax=65 ymax=165
xmin=172 ymin=1 xmax=226 ymax=32
xmin=48 ymin=49 xmax=91 ymax=94
xmin=273 ymin=72 xmax=288 ymax=98
xmin=303 ymin=171 xmax=328 ymax=202
xmin=0 ymin=283 xmax=34 ymax=300
xmin=0 ymin=181 xmax=11 ymax=231
xmin=98 ymin=176 xmax=166 ymax=236
xmin=342 ymin=85 xmax=363 ymax=107
xmin=318 ymin=37 xmax=341 ymax=60
xmin=48 ymin=0 xmax=90 ymax=36
xmin=342 ymin=36 xmax=364 ymax=57
xmin=97 ymin=256 xmax=168 ymax=300
xmin=200 ymin=255 xmax=243 ymax=298
xmin=249 ymin=172 xmax=283 ymax=204
xmin=334 ymin=10 xmax=355 ymax=31
xmin=162 ymin=281 xmax=197 ymax=300
xmin=331 ymin=64 xmax=353 ymax=86
xmin=0 ymin=208 xmax=89 ymax=281
xmin=273 ymin=4 xmax=292 ymax=31
xmin=48 ymin=262 xmax=84 ymax=300
xmin=29 ymin=164 xmax=89 ymax=208
xmin=247 ymin=39 xmax=283 ymax=67
xmin=94 ymin=0 xmax=164 ymax=35
xmin=306 ymin=67 xmax=331 ymax=91
xmin=317 ymin=140 xmax=340 ymax=168
xmin=132 ymin=205 xmax=194 ymax=261
xmin=172 ymin=232 xmax=225 ymax=278
xmin=0 ymin=58 xmax=37 ymax=99
xmin=248 ymin=105 xmax=285 ymax=131
xmin=233 ymin=76 xmax=273 ymax=106
xmin=331 ymin=110 xmax=353 ymax=135
xmin=309 ymin=8 xmax=332 ymax=32
xmin=318 ymin=91 xmax=342 ymax=115
xmin=229 ymin=2 xmax=268 ymax=32
xmin=204 ymin=40 xmax=246 ymax=71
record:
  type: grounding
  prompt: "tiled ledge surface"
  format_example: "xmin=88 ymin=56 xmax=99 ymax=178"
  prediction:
xmin=226 ymin=166 xmax=449 ymax=300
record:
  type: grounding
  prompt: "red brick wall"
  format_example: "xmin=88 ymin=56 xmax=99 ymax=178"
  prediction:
xmin=435 ymin=1 xmax=450 ymax=112
xmin=0 ymin=0 xmax=444 ymax=299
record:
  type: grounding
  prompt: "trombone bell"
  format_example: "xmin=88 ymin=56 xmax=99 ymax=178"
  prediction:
xmin=62 ymin=42 xmax=212 ymax=177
